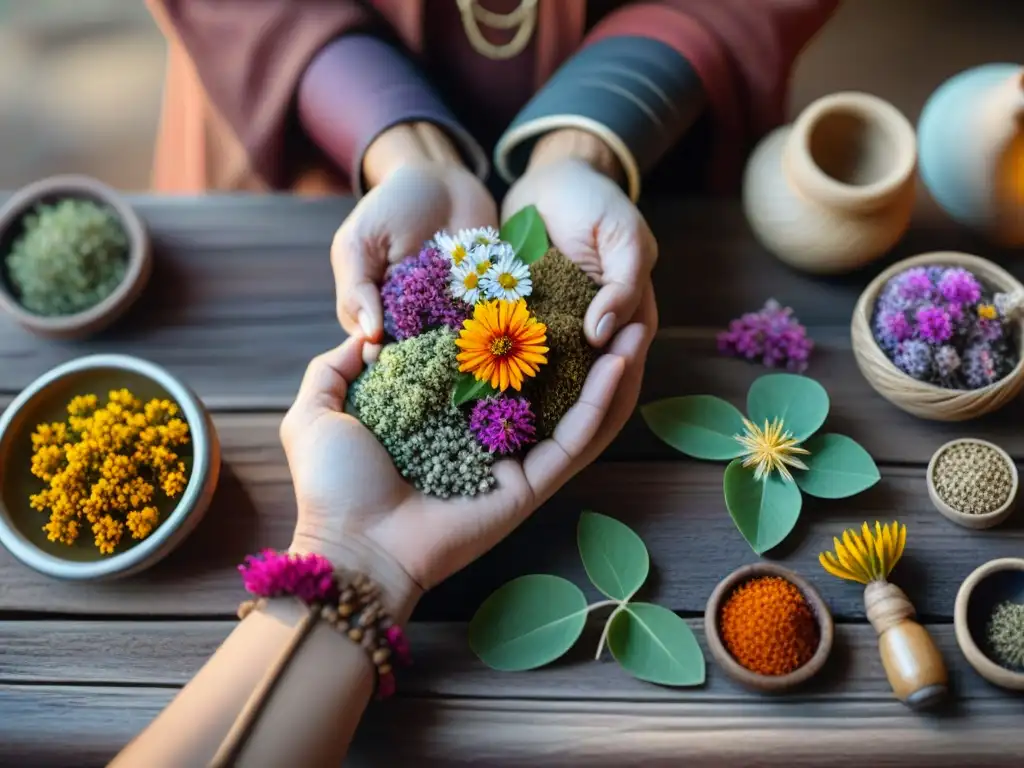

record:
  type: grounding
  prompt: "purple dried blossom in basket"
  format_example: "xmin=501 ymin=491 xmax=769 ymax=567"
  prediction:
xmin=933 ymin=345 xmax=961 ymax=380
xmin=915 ymin=305 xmax=954 ymax=344
xmin=893 ymin=339 xmax=933 ymax=381
xmin=894 ymin=267 xmax=934 ymax=302
xmin=937 ymin=267 xmax=982 ymax=306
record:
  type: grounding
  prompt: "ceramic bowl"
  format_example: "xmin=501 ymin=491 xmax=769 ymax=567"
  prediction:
xmin=851 ymin=251 xmax=1024 ymax=421
xmin=954 ymin=558 xmax=1024 ymax=691
xmin=704 ymin=563 xmax=834 ymax=692
xmin=927 ymin=438 xmax=1019 ymax=530
xmin=0 ymin=175 xmax=152 ymax=339
xmin=0 ymin=354 xmax=220 ymax=580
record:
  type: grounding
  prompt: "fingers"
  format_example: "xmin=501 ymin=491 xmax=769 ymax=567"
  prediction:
xmin=294 ymin=335 xmax=367 ymax=416
xmin=584 ymin=220 xmax=657 ymax=347
xmin=331 ymin=226 xmax=387 ymax=342
xmin=523 ymin=352 xmax=625 ymax=502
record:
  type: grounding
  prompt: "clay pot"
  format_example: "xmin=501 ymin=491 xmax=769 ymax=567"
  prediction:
xmin=0 ymin=175 xmax=151 ymax=339
xmin=743 ymin=92 xmax=917 ymax=274
xmin=918 ymin=64 xmax=1024 ymax=246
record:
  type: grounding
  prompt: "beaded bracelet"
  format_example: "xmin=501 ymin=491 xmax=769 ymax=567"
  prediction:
xmin=236 ymin=549 xmax=412 ymax=698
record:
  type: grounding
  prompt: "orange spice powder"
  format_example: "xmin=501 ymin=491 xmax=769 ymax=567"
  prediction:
xmin=719 ymin=576 xmax=819 ymax=676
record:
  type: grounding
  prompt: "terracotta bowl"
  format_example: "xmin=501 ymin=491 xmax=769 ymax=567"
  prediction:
xmin=0 ymin=175 xmax=152 ymax=339
xmin=704 ymin=563 xmax=834 ymax=692
xmin=851 ymin=251 xmax=1024 ymax=421
xmin=0 ymin=354 xmax=220 ymax=580
xmin=926 ymin=438 xmax=1018 ymax=530
xmin=954 ymin=558 xmax=1024 ymax=691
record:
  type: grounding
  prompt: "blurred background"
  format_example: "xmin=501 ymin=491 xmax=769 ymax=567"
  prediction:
xmin=0 ymin=0 xmax=1020 ymax=192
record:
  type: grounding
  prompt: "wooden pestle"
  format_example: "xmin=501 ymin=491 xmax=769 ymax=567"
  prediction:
xmin=864 ymin=580 xmax=948 ymax=709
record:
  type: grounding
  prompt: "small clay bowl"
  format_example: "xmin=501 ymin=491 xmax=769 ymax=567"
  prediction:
xmin=0 ymin=354 xmax=221 ymax=580
xmin=705 ymin=563 xmax=834 ymax=692
xmin=954 ymin=558 xmax=1024 ymax=691
xmin=0 ymin=174 xmax=152 ymax=339
xmin=927 ymin=438 xmax=1019 ymax=530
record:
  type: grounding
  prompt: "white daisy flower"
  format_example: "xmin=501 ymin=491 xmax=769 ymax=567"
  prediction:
xmin=457 ymin=226 xmax=501 ymax=250
xmin=482 ymin=249 xmax=533 ymax=302
xmin=450 ymin=259 xmax=484 ymax=304
xmin=467 ymin=241 xmax=510 ymax=280
xmin=433 ymin=230 xmax=470 ymax=267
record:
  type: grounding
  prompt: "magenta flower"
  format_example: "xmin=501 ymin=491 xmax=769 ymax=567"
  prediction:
xmin=878 ymin=310 xmax=913 ymax=345
xmin=938 ymin=268 xmax=982 ymax=306
xmin=239 ymin=549 xmax=336 ymax=604
xmin=382 ymin=246 xmax=471 ymax=340
xmin=469 ymin=396 xmax=537 ymax=454
xmin=894 ymin=267 xmax=934 ymax=302
xmin=915 ymin=305 xmax=953 ymax=344
xmin=386 ymin=625 xmax=413 ymax=665
xmin=717 ymin=299 xmax=813 ymax=373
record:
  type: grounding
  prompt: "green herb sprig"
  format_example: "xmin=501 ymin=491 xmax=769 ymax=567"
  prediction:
xmin=468 ymin=511 xmax=706 ymax=687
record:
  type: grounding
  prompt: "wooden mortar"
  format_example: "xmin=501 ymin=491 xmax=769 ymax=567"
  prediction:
xmin=864 ymin=580 xmax=948 ymax=709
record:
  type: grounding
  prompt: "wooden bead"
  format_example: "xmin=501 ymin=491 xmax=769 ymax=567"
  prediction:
xmin=338 ymin=603 xmax=354 ymax=618
xmin=359 ymin=610 xmax=377 ymax=628
xmin=373 ymin=648 xmax=391 ymax=665
xmin=320 ymin=606 xmax=338 ymax=623
xmin=340 ymin=588 xmax=355 ymax=604
xmin=378 ymin=664 xmax=392 ymax=676
xmin=348 ymin=628 xmax=363 ymax=642
xmin=361 ymin=628 xmax=377 ymax=647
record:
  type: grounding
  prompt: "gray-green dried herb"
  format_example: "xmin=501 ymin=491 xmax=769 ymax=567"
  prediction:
xmin=932 ymin=441 xmax=1014 ymax=515
xmin=986 ymin=600 xmax=1024 ymax=671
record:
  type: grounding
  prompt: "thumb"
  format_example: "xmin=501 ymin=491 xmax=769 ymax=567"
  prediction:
xmin=331 ymin=227 xmax=387 ymax=342
xmin=584 ymin=220 xmax=656 ymax=347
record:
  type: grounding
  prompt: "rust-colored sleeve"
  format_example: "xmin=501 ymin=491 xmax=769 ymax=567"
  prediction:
xmin=586 ymin=0 xmax=841 ymax=191
xmin=150 ymin=0 xmax=375 ymax=187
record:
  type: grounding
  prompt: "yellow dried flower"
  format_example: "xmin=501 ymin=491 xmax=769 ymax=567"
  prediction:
xmin=819 ymin=521 xmax=907 ymax=584
xmin=28 ymin=389 xmax=191 ymax=555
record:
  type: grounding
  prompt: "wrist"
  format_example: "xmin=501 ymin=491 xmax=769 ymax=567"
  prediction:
xmin=289 ymin=530 xmax=422 ymax=626
xmin=362 ymin=121 xmax=465 ymax=189
xmin=527 ymin=128 xmax=624 ymax=184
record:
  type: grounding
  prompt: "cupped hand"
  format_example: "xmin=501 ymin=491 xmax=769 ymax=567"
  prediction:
xmin=502 ymin=157 xmax=658 ymax=347
xmin=331 ymin=163 xmax=497 ymax=343
xmin=279 ymin=298 xmax=655 ymax=620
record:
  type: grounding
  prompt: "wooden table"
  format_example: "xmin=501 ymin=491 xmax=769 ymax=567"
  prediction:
xmin=0 ymin=196 xmax=1022 ymax=767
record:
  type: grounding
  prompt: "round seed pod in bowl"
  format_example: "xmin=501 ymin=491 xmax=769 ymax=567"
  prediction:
xmin=851 ymin=251 xmax=1024 ymax=421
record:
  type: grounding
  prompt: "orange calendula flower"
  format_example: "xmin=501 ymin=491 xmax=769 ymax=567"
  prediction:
xmin=456 ymin=299 xmax=548 ymax=392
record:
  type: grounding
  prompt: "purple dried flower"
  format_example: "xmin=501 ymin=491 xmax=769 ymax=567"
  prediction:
xmin=239 ymin=549 xmax=336 ymax=603
xmin=382 ymin=246 xmax=471 ymax=340
xmin=915 ymin=305 xmax=953 ymax=344
xmin=469 ymin=396 xmax=537 ymax=454
xmin=933 ymin=345 xmax=961 ymax=379
xmin=937 ymin=267 xmax=982 ymax=306
xmin=973 ymin=317 xmax=1004 ymax=343
xmin=894 ymin=339 xmax=933 ymax=380
xmin=894 ymin=267 xmax=934 ymax=302
xmin=963 ymin=342 xmax=1003 ymax=389
xmin=717 ymin=299 xmax=814 ymax=373
xmin=875 ymin=310 xmax=913 ymax=349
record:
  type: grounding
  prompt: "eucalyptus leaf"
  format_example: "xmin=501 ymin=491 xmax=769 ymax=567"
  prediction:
xmin=452 ymin=372 xmax=498 ymax=407
xmin=641 ymin=395 xmax=746 ymax=460
xmin=577 ymin=511 xmax=649 ymax=601
xmin=500 ymin=205 xmax=549 ymax=265
xmin=607 ymin=603 xmax=706 ymax=686
xmin=795 ymin=433 xmax=880 ymax=499
xmin=723 ymin=458 xmax=802 ymax=554
xmin=469 ymin=575 xmax=588 ymax=671
xmin=746 ymin=374 xmax=829 ymax=441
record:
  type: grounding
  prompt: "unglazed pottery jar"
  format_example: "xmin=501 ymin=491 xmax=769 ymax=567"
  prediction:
xmin=918 ymin=64 xmax=1024 ymax=246
xmin=743 ymin=92 xmax=917 ymax=274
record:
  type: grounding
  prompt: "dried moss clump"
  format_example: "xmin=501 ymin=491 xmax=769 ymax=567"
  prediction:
xmin=528 ymin=311 xmax=598 ymax=437
xmin=987 ymin=601 xmax=1024 ymax=671
xmin=529 ymin=249 xmax=598 ymax=319
xmin=350 ymin=327 xmax=494 ymax=496
xmin=5 ymin=199 xmax=128 ymax=316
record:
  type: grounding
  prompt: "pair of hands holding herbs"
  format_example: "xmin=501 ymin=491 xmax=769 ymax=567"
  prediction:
xmin=283 ymin=123 xmax=658 ymax=621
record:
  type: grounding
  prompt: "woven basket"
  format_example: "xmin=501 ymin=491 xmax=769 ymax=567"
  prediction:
xmin=851 ymin=252 xmax=1024 ymax=421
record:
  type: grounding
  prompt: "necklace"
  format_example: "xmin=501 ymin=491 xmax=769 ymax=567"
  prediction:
xmin=456 ymin=0 xmax=538 ymax=60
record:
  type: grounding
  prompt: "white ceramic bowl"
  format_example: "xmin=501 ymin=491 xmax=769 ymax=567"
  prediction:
xmin=0 ymin=354 xmax=220 ymax=580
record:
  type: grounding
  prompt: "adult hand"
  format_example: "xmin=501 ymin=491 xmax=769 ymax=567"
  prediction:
xmin=331 ymin=122 xmax=497 ymax=343
xmin=502 ymin=128 xmax=658 ymax=348
xmin=279 ymin=313 xmax=653 ymax=622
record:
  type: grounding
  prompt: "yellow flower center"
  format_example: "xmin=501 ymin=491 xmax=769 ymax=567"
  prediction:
xmin=475 ymin=260 xmax=492 ymax=275
xmin=734 ymin=417 xmax=810 ymax=482
xmin=978 ymin=304 xmax=997 ymax=320
xmin=475 ymin=235 xmax=491 ymax=244
xmin=498 ymin=273 xmax=519 ymax=290
xmin=452 ymin=244 xmax=467 ymax=265
xmin=462 ymin=272 xmax=479 ymax=290
xmin=490 ymin=336 xmax=513 ymax=356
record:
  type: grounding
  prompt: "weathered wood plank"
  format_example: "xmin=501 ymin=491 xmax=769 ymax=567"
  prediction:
xmin=0 ymin=620 xmax=1017 ymax=706
xmin=0 ymin=197 xmax=1016 ymax=409
xmin=0 ymin=413 xmax=1019 ymax=619
xmin=1 ymin=683 xmax=1021 ymax=768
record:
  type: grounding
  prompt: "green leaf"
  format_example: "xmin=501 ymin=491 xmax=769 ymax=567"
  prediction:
xmin=607 ymin=603 xmax=706 ymax=686
xmin=640 ymin=395 xmax=746 ymax=460
xmin=500 ymin=205 xmax=549 ymax=265
xmin=468 ymin=575 xmax=588 ymax=671
xmin=577 ymin=511 xmax=649 ymax=601
xmin=746 ymin=374 xmax=829 ymax=441
xmin=452 ymin=372 xmax=498 ymax=407
xmin=795 ymin=433 xmax=881 ymax=499
xmin=723 ymin=458 xmax=802 ymax=554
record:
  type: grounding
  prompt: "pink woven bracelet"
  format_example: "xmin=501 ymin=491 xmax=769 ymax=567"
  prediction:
xmin=237 ymin=548 xmax=411 ymax=698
